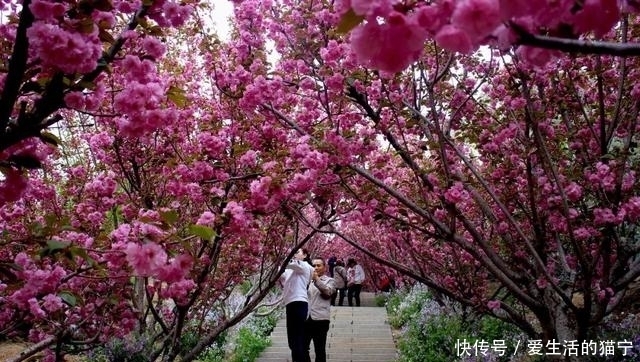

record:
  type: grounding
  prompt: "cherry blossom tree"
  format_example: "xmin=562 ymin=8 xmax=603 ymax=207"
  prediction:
xmin=0 ymin=0 xmax=196 ymax=203
xmin=1 ymin=0 xmax=336 ymax=361
xmin=3 ymin=0 xmax=640 ymax=361
xmin=211 ymin=0 xmax=640 ymax=357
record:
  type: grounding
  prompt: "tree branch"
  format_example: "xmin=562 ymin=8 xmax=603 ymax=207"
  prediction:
xmin=0 ymin=0 xmax=33 ymax=133
xmin=6 ymin=336 xmax=56 ymax=362
xmin=515 ymin=27 xmax=640 ymax=57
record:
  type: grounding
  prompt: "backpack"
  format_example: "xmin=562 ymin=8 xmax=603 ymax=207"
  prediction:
xmin=334 ymin=266 xmax=347 ymax=289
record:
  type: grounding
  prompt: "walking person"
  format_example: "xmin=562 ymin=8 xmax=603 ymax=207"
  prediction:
xmin=346 ymin=258 xmax=365 ymax=307
xmin=281 ymin=248 xmax=314 ymax=362
xmin=331 ymin=259 xmax=348 ymax=306
xmin=306 ymin=257 xmax=336 ymax=362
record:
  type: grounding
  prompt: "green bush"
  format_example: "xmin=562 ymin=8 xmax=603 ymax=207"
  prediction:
xmin=374 ymin=293 xmax=389 ymax=307
xmin=197 ymin=346 xmax=225 ymax=362
xmin=195 ymin=332 xmax=227 ymax=362
xmin=386 ymin=288 xmax=431 ymax=329
xmin=224 ymin=312 xmax=280 ymax=362
xmin=397 ymin=313 xmax=470 ymax=362
xmin=387 ymin=287 xmax=527 ymax=362
xmin=180 ymin=329 xmax=200 ymax=356
xmin=228 ymin=327 xmax=271 ymax=362
xmin=87 ymin=332 xmax=151 ymax=362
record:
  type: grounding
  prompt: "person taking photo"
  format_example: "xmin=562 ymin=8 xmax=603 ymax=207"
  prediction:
xmin=280 ymin=248 xmax=314 ymax=362
xmin=306 ymin=257 xmax=336 ymax=362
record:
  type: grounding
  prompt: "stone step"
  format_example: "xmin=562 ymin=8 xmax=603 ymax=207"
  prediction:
xmin=256 ymin=293 xmax=398 ymax=362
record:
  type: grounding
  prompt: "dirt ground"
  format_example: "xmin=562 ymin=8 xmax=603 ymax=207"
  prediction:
xmin=0 ymin=342 xmax=84 ymax=362
xmin=0 ymin=342 xmax=31 ymax=361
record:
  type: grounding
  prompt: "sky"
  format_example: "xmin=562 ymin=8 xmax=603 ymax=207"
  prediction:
xmin=212 ymin=0 xmax=234 ymax=40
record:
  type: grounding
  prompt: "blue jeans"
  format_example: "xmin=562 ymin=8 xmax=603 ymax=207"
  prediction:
xmin=286 ymin=301 xmax=311 ymax=362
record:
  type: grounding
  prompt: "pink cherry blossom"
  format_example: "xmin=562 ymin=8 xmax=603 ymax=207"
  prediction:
xmin=29 ymin=0 xmax=66 ymax=20
xmin=27 ymin=22 xmax=102 ymax=73
xmin=196 ymin=211 xmax=216 ymax=226
xmin=564 ymin=182 xmax=583 ymax=202
xmin=592 ymin=208 xmax=618 ymax=226
xmin=350 ymin=12 xmax=428 ymax=73
xmin=349 ymin=0 xmax=394 ymax=18
xmin=515 ymin=46 xmax=556 ymax=68
xmin=64 ymin=92 xmax=86 ymax=109
xmin=451 ymin=0 xmax=501 ymax=41
xmin=160 ymin=279 xmax=196 ymax=305
xmin=434 ymin=25 xmax=475 ymax=54
xmin=125 ymin=242 xmax=167 ymax=276
xmin=28 ymin=298 xmax=47 ymax=318
xmin=157 ymin=254 xmax=193 ymax=283
xmin=444 ymin=182 xmax=468 ymax=204
xmin=487 ymin=300 xmax=501 ymax=310
xmin=0 ymin=168 xmax=29 ymax=205
xmin=92 ymin=11 xmax=117 ymax=28
xmin=288 ymin=171 xmax=314 ymax=193
xmin=571 ymin=0 xmax=619 ymax=37
xmin=42 ymin=294 xmax=64 ymax=312
xmin=498 ymin=0 xmax=536 ymax=18
xmin=142 ymin=37 xmax=167 ymax=59
xmin=623 ymin=197 xmax=640 ymax=221
xmin=536 ymin=278 xmax=548 ymax=289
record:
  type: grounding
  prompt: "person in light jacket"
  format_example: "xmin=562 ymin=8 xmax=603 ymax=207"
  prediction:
xmin=346 ymin=258 xmax=365 ymax=307
xmin=281 ymin=248 xmax=314 ymax=362
xmin=331 ymin=259 xmax=347 ymax=306
xmin=306 ymin=257 xmax=336 ymax=362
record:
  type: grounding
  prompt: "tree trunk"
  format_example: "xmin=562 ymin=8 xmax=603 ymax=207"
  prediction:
xmin=537 ymin=292 xmax=583 ymax=362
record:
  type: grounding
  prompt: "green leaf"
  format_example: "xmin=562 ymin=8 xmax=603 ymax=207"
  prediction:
xmin=44 ymin=213 xmax=58 ymax=227
xmin=188 ymin=224 xmax=216 ymax=241
xmin=39 ymin=240 xmax=70 ymax=258
xmin=47 ymin=240 xmax=70 ymax=251
xmin=59 ymin=291 xmax=77 ymax=307
xmin=98 ymin=28 xmax=115 ymax=44
xmin=76 ymin=79 xmax=97 ymax=90
xmin=39 ymin=131 xmax=62 ymax=147
xmin=69 ymin=246 xmax=96 ymax=266
xmin=160 ymin=210 xmax=179 ymax=226
xmin=336 ymin=9 xmax=364 ymax=34
xmin=147 ymin=25 xmax=164 ymax=37
xmin=167 ymin=85 xmax=188 ymax=107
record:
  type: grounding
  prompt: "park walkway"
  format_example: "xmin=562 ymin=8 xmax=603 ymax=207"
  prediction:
xmin=256 ymin=292 xmax=398 ymax=362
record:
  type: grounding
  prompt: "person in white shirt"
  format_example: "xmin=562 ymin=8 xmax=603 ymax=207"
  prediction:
xmin=305 ymin=257 xmax=336 ymax=362
xmin=346 ymin=258 xmax=365 ymax=307
xmin=281 ymin=248 xmax=314 ymax=362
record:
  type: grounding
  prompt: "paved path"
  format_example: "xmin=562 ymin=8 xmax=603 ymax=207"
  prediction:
xmin=256 ymin=292 xmax=398 ymax=362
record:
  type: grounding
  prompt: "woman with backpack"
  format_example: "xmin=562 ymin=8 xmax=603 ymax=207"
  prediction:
xmin=331 ymin=259 xmax=348 ymax=306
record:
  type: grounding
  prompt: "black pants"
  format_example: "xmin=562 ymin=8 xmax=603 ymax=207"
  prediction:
xmin=347 ymin=284 xmax=362 ymax=306
xmin=331 ymin=287 xmax=347 ymax=306
xmin=305 ymin=318 xmax=330 ymax=362
xmin=286 ymin=301 xmax=311 ymax=362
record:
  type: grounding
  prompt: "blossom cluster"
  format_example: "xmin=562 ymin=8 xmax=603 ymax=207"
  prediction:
xmin=339 ymin=0 xmax=626 ymax=72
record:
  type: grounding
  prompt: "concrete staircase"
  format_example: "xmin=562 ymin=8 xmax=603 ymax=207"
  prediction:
xmin=256 ymin=292 xmax=398 ymax=362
